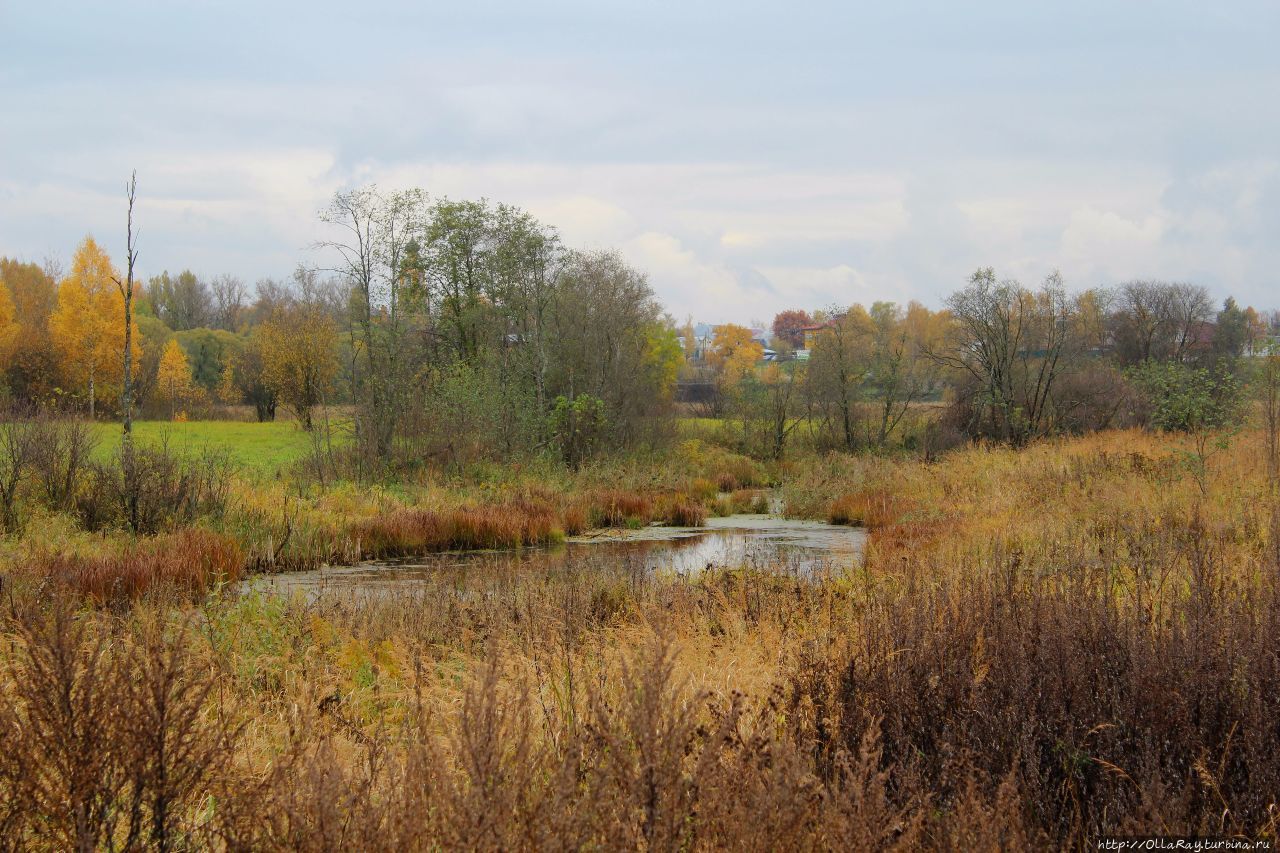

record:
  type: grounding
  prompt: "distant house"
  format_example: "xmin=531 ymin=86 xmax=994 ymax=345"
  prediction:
xmin=1247 ymin=334 xmax=1280 ymax=357
xmin=1183 ymin=321 xmax=1217 ymax=357
xmin=685 ymin=323 xmax=772 ymax=361
xmin=688 ymin=323 xmax=716 ymax=360
xmin=799 ymin=321 xmax=838 ymax=349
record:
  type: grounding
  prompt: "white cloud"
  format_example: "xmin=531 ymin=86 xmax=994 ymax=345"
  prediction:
xmin=755 ymin=264 xmax=868 ymax=306
xmin=623 ymin=231 xmax=744 ymax=320
xmin=1059 ymin=207 xmax=1165 ymax=275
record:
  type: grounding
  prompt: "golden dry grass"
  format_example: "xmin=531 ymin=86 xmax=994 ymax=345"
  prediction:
xmin=0 ymin=429 xmax=1276 ymax=848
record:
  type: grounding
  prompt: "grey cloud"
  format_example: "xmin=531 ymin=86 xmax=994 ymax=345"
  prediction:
xmin=4 ymin=0 xmax=1280 ymax=319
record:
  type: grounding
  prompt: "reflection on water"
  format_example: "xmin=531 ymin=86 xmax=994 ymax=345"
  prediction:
xmin=247 ymin=514 xmax=865 ymax=600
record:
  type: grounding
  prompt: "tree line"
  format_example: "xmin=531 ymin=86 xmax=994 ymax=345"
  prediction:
xmin=685 ymin=271 xmax=1274 ymax=458
xmin=2 ymin=182 xmax=1275 ymax=470
xmin=0 ymin=186 xmax=681 ymax=472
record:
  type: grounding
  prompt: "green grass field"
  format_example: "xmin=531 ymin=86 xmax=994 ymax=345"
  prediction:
xmin=92 ymin=415 xmax=735 ymax=479
xmin=675 ymin=417 xmax=727 ymax=441
xmin=92 ymin=420 xmax=318 ymax=477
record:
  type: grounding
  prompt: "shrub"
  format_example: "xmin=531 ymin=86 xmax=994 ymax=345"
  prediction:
xmin=0 ymin=601 xmax=238 ymax=847
xmin=27 ymin=415 xmax=96 ymax=512
xmin=77 ymin=445 xmax=231 ymax=535
xmin=550 ymin=394 xmax=608 ymax=471
xmin=1051 ymin=364 xmax=1143 ymax=434
xmin=1128 ymin=360 xmax=1244 ymax=434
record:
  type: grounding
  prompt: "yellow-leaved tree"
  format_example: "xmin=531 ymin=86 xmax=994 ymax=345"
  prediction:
xmin=156 ymin=338 xmax=196 ymax=420
xmin=0 ymin=279 xmax=19 ymax=364
xmin=258 ymin=296 xmax=338 ymax=431
xmin=642 ymin=323 xmax=683 ymax=402
xmin=48 ymin=236 xmax=140 ymax=418
xmin=707 ymin=323 xmax=763 ymax=387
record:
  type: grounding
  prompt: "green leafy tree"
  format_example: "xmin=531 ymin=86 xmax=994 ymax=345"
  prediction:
xmin=172 ymin=328 xmax=242 ymax=391
xmin=549 ymin=394 xmax=606 ymax=470
xmin=1213 ymin=297 xmax=1249 ymax=365
xmin=1130 ymin=360 xmax=1244 ymax=495
xmin=229 ymin=330 xmax=278 ymax=422
xmin=148 ymin=269 xmax=211 ymax=330
xmin=643 ymin=324 xmax=683 ymax=402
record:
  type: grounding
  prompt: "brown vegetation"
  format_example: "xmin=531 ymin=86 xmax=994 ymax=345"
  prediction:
xmin=0 ymin=429 xmax=1274 ymax=847
xmin=348 ymin=501 xmax=562 ymax=557
xmin=33 ymin=528 xmax=242 ymax=604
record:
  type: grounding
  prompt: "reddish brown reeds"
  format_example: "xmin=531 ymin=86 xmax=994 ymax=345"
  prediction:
xmin=349 ymin=501 xmax=563 ymax=558
xmin=655 ymin=494 xmax=707 ymax=527
xmin=828 ymin=488 xmax=904 ymax=528
xmin=38 ymin=529 xmax=243 ymax=604
xmin=714 ymin=471 xmax=740 ymax=492
xmin=560 ymin=504 xmax=589 ymax=536
xmin=588 ymin=490 xmax=655 ymax=527
xmin=729 ymin=488 xmax=769 ymax=514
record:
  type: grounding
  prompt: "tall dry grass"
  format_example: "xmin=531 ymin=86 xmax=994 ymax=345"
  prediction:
xmin=31 ymin=528 xmax=242 ymax=605
xmin=0 ymin=428 xmax=1276 ymax=847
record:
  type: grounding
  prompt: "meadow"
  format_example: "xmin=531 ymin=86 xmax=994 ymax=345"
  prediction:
xmin=90 ymin=419 xmax=320 ymax=478
xmin=0 ymin=420 xmax=1276 ymax=848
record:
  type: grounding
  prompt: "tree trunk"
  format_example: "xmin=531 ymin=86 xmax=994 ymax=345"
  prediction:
xmin=116 ymin=172 xmax=139 ymax=532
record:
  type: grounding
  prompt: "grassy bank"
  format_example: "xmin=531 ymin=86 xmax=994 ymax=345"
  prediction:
xmin=11 ymin=422 xmax=767 ymax=582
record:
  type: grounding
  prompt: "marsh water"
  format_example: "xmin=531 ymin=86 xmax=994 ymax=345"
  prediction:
xmin=249 ymin=514 xmax=866 ymax=600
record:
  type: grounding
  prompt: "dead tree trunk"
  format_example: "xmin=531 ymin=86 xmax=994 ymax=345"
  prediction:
xmin=113 ymin=172 xmax=140 ymax=531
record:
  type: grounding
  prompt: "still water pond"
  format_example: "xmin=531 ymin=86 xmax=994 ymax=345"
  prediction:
xmin=249 ymin=515 xmax=866 ymax=600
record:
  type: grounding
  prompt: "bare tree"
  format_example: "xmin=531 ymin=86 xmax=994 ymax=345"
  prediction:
xmin=746 ymin=363 xmax=804 ymax=459
xmin=931 ymin=268 xmax=1076 ymax=445
xmin=804 ymin=308 xmax=873 ymax=450
xmin=1108 ymin=280 xmax=1213 ymax=365
xmin=1109 ymin=280 xmax=1173 ymax=365
xmin=40 ymin=254 xmax=64 ymax=284
xmin=209 ymin=274 xmax=247 ymax=330
xmin=111 ymin=172 xmax=140 ymax=532
xmin=317 ymin=186 xmax=428 ymax=460
xmin=1167 ymin=282 xmax=1214 ymax=362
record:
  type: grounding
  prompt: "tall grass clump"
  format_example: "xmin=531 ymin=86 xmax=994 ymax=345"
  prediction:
xmin=587 ymin=490 xmax=655 ymax=528
xmin=654 ymin=493 xmax=707 ymax=527
xmin=348 ymin=501 xmax=562 ymax=557
xmin=35 ymin=528 xmax=243 ymax=604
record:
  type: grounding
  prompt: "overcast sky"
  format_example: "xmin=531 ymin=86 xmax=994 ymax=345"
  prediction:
xmin=3 ymin=1 xmax=1278 ymax=322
